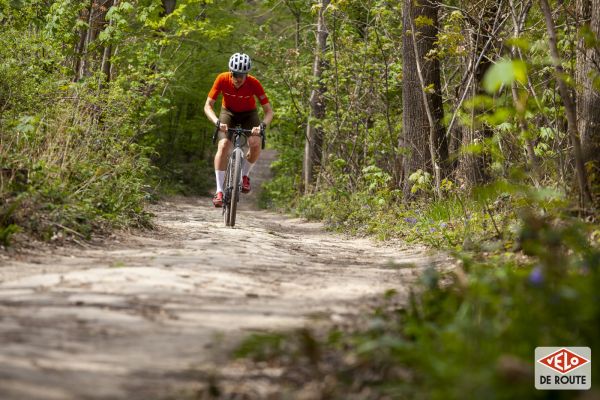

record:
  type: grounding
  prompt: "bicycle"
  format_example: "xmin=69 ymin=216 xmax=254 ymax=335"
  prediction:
xmin=213 ymin=121 xmax=265 ymax=227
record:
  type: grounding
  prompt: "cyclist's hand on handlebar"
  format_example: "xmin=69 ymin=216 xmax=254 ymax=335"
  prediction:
xmin=251 ymin=126 xmax=261 ymax=136
xmin=219 ymin=123 xmax=228 ymax=133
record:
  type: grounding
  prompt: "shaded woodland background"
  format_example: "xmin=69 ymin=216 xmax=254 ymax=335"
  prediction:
xmin=2 ymin=0 xmax=600 ymax=237
xmin=1 ymin=0 xmax=600 ymax=397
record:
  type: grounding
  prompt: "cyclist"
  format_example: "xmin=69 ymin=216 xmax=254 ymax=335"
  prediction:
xmin=204 ymin=53 xmax=274 ymax=207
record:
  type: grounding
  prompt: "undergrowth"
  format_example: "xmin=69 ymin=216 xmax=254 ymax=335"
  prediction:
xmin=0 ymin=24 xmax=155 ymax=245
xmin=240 ymin=166 xmax=600 ymax=399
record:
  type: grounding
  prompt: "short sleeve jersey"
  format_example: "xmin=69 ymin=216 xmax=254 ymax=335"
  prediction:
xmin=208 ymin=72 xmax=269 ymax=113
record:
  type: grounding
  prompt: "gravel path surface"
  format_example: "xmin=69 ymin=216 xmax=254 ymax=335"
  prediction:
xmin=0 ymin=151 xmax=443 ymax=399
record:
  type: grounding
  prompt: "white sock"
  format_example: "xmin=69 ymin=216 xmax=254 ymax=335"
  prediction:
xmin=242 ymin=161 xmax=255 ymax=177
xmin=215 ymin=170 xmax=225 ymax=193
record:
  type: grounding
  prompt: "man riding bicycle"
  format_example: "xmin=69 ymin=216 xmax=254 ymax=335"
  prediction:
xmin=204 ymin=53 xmax=274 ymax=207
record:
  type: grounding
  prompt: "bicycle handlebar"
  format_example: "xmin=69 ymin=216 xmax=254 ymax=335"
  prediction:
xmin=212 ymin=120 xmax=266 ymax=149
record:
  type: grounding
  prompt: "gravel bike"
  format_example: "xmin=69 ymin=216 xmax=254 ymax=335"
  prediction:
xmin=213 ymin=122 xmax=265 ymax=227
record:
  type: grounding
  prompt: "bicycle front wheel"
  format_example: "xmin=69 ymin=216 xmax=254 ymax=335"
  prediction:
xmin=228 ymin=149 xmax=243 ymax=227
xmin=223 ymin=156 xmax=233 ymax=226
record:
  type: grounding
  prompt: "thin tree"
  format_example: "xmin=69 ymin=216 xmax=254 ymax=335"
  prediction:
xmin=508 ymin=0 xmax=541 ymax=185
xmin=303 ymin=0 xmax=330 ymax=193
xmin=99 ymin=0 xmax=117 ymax=89
xmin=540 ymin=0 xmax=593 ymax=207
xmin=453 ymin=1 xmax=505 ymax=189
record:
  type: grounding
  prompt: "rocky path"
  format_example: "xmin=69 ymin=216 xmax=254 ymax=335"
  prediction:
xmin=0 ymin=151 xmax=443 ymax=399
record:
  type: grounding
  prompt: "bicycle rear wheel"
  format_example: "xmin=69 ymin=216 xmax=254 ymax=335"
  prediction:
xmin=228 ymin=149 xmax=242 ymax=227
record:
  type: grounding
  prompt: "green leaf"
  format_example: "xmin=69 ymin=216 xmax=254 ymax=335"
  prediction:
xmin=15 ymin=115 xmax=38 ymax=134
xmin=464 ymin=95 xmax=494 ymax=111
xmin=506 ymin=37 xmax=531 ymax=51
xmin=119 ymin=2 xmax=133 ymax=12
xmin=480 ymin=107 xmax=513 ymax=126
xmin=414 ymin=15 xmax=434 ymax=27
xmin=483 ymin=59 xmax=528 ymax=94
xmin=332 ymin=158 xmax=347 ymax=169
xmin=460 ymin=142 xmax=485 ymax=155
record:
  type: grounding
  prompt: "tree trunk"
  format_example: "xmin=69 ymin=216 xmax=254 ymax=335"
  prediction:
xmin=99 ymin=0 xmax=117 ymax=88
xmin=401 ymin=0 xmax=446 ymax=198
xmin=77 ymin=0 xmax=112 ymax=81
xmin=455 ymin=1 xmax=501 ymax=189
xmin=73 ymin=5 xmax=90 ymax=81
xmin=78 ymin=0 xmax=98 ymax=80
xmin=508 ymin=0 xmax=541 ymax=184
xmin=576 ymin=0 xmax=600 ymax=198
xmin=540 ymin=0 xmax=592 ymax=207
xmin=303 ymin=0 xmax=329 ymax=193
xmin=100 ymin=43 xmax=112 ymax=83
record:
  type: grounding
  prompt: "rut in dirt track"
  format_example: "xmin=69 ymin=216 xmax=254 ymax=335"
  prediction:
xmin=0 ymin=150 xmax=444 ymax=400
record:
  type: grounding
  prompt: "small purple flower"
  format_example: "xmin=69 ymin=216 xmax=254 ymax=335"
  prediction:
xmin=528 ymin=266 xmax=544 ymax=286
xmin=581 ymin=266 xmax=590 ymax=275
xmin=439 ymin=222 xmax=448 ymax=229
xmin=404 ymin=217 xmax=417 ymax=225
xmin=429 ymin=227 xmax=436 ymax=233
xmin=580 ymin=260 xmax=591 ymax=275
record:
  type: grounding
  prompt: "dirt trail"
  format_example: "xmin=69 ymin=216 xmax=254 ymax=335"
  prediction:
xmin=0 ymin=151 xmax=444 ymax=400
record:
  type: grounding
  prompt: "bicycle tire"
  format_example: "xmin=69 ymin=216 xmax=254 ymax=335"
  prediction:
xmin=223 ymin=158 xmax=233 ymax=226
xmin=229 ymin=149 xmax=242 ymax=227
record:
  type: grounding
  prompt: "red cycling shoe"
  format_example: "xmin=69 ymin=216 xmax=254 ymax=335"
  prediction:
xmin=212 ymin=191 xmax=223 ymax=207
xmin=242 ymin=176 xmax=251 ymax=193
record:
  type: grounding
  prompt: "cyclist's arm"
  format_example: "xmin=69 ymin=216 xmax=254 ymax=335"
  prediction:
xmin=251 ymin=102 xmax=274 ymax=136
xmin=251 ymin=77 xmax=273 ymax=127
xmin=204 ymin=97 xmax=219 ymax=125
xmin=261 ymin=102 xmax=274 ymax=127
xmin=205 ymin=97 xmax=228 ymax=133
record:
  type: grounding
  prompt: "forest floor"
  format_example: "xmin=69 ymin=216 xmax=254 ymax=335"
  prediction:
xmin=0 ymin=151 xmax=449 ymax=400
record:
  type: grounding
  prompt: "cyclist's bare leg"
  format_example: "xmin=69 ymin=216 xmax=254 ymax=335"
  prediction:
xmin=215 ymin=138 xmax=232 ymax=171
xmin=246 ymin=135 xmax=261 ymax=164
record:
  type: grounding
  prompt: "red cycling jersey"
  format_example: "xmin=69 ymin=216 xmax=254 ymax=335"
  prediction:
xmin=208 ymin=72 xmax=269 ymax=113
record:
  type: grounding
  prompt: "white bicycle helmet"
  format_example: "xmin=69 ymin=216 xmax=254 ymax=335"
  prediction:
xmin=228 ymin=53 xmax=252 ymax=73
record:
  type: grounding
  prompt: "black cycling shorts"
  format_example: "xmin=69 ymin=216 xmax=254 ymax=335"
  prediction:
xmin=217 ymin=108 xmax=260 ymax=142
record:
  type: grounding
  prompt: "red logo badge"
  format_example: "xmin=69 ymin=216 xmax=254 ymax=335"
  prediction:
xmin=537 ymin=348 xmax=590 ymax=374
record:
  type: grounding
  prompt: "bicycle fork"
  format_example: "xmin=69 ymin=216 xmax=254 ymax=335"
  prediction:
xmin=233 ymin=148 xmax=245 ymax=193
xmin=223 ymin=149 xmax=244 ymax=206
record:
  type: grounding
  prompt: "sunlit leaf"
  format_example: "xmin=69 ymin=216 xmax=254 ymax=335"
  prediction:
xmin=480 ymin=107 xmax=513 ymax=126
xmin=506 ymin=37 xmax=531 ymax=51
xmin=483 ymin=59 xmax=528 ymax=94
xmin=460 ymin=142 xmax=485 ymax=155
xmin=415 ymin=15 xmax=434 ymax=27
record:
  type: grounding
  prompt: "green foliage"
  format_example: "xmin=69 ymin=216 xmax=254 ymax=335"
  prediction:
xmin=234 ymin=332 xmax=288 ymax=361
xmin=434 ymin=10 xmax=466 ymax=58
xmin=0 ymin=223 xmax=20 ymax=246
xmin=259 ymin=147 xmax=303 ymax=210
xmin=0 ymin=0 xmax=185 ymax=241
xmin=0 ymin=200 xmax=21 ymax=246
xmin=483 ymin=59 xmax=528 ymax=94
xmin=414 ymin=15 xmax=434 ymax=28
xmin=360 ymin=214 xmax=598 ymax=399
xmin=1 ymin=81 xmax=156 ymax=239
xmin=233 ymin=212 xmax=599 ymax=399
xmin=408 ymin=169 xmax=432 ymax=194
